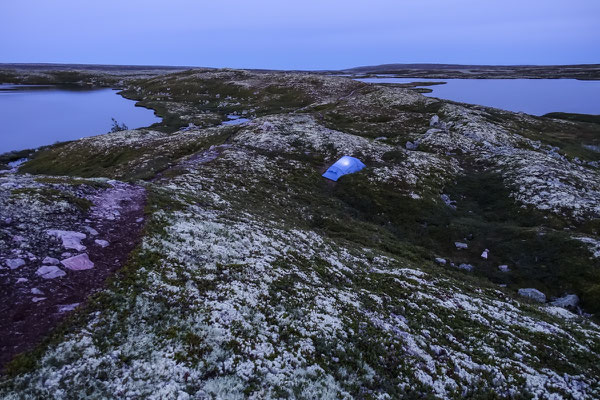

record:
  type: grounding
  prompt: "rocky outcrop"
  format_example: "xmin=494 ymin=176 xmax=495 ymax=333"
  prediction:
xmin=46 ymin=230 xmax=87 ymax=252
xmin=0 ymin=173 xmax=146 ymax=370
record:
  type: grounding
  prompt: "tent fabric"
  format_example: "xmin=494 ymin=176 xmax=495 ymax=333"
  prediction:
xmin=322 ymin=156 xmax=366 ymax=181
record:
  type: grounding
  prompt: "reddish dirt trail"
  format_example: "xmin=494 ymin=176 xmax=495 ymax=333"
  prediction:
xmin=0 ymin=182 xmax=146 ymax=370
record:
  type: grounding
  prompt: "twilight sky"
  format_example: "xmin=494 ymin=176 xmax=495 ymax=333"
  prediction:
xmin=1 ymin=0 xmax=599 ymax=69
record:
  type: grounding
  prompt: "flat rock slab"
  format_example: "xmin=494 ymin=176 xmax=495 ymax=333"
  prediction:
xmin=47 ymin=230 xmax=87 ymax=251
xmin=60 ymin=253 xmax=94 ymax=271
xmin=36 ymin=265 xmax=66 ymax=279
xmin=5 ymin=258 xmax=25 ymax=269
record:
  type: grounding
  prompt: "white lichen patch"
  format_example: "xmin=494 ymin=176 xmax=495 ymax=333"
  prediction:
xmin=3 ymin=155 xmax=599 ymax=399
xmin=574 ymin=236 xmax=600 ymax=259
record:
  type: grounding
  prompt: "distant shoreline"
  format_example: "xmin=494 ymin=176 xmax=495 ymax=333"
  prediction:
xmin=1 ymin=62 xmax=599 ymax=80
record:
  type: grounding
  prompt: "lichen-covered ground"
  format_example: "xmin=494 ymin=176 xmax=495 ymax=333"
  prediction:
xmin=1 ymin=69 xmax=599 ymax=399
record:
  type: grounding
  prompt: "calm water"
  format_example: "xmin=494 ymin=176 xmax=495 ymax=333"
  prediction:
xmin=356 ymin=78 xmax=600 ymax=116
xmin=0 ymin=85 xmax=160 ymax=154
xmin=221 ymin=114 xmax=251 ymax=126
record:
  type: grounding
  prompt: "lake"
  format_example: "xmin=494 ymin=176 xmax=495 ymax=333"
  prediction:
xmin=0 ymin=85 xmax=160 ymax=154
xmin=355 ymin=78 xmax=600 ymax=116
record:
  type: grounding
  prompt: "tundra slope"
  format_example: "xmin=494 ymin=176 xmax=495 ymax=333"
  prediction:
xmin=1 ymin=70 xmax=600 ymax=398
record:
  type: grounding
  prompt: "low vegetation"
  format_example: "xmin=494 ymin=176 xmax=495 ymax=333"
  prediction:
xmin=1 ymin=68 xmax=599 ymax=398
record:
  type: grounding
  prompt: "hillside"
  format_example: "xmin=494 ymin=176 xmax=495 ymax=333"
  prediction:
xmin=1 ymin=69 xmax=599 ymax=398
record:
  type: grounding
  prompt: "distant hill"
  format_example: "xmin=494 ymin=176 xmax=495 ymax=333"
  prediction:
xmin=0 ymin=63 xmax=193 ymax=72
xmin=341 ymin=63 xmax=600 ymax=80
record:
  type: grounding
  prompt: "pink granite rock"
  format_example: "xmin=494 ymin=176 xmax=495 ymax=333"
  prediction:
xmin=36 ymin=265 xmax=66 ymax=279
xmin=60 ymin=253 xmax=94 ymax=271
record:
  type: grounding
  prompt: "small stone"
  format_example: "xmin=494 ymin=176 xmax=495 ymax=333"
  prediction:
xmin=481 ymin=249 xmax=489 ymax=259
xmin=430 ymin=115 xmax=440 ymax=126
xmin=550 ymin=294 xmax=579 ymax=309
xmin=405 ymin=141 xmax=418 ymax=150
xmin=6 ymin=258 xmax=25 ymax=269
xmin=16 ymin=277 xmax=28 ymax=283
xmin=458 ymin=263 xmax=474 ymax=271
xmin=32 ymin=297 xmax=46 ymax=303
xmin=58 ymin=303 xmax=80 ymax=313
xmin=42 ymin=257 xmax=60 ymax=265
xmin=435 ymin=257 xmax=447 ymax=265
xmin=31 ymin=288 xmax=44 ymax=295
xmin=36 ymin=265 xmax=66 ymax=279
xmin=455 ymin=242 xmax=468 ymax=250
xmin=440 ymin=194 xmax=456 ymax=209
xmin=12 ymin=235 xmax=25 ymax=242
xmin=498 ymin=265 xmax=510 ymax=272
xmin=135 ymin=217 xmax=144 ymax=223
xmin=61 ymin=252 xmax=72 ymax=258
xmin=61 ymin=253 xmax=94 ymax=271
xmin=518 ymin=288 xmax=546 ymax=303
xmin=95 ymin=239 xmax=109 ymax=248
xmin=85 ymin=226 xmax=99 ymax=236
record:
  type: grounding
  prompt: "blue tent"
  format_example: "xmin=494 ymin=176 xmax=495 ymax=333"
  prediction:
xmin=322 ymin=156 xmax=366 ymax=181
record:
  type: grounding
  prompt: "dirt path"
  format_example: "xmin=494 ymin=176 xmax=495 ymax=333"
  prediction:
xmin=152 ymin=144 xmax=231 ymax=181
xmin=0 ymin=180 xmax=146 ymax=370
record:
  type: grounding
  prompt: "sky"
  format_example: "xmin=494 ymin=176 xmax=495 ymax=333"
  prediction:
xmin=1 ymin=0 xmax=599 ymax=70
